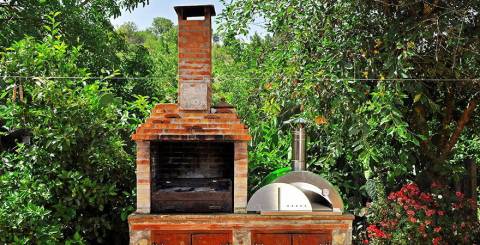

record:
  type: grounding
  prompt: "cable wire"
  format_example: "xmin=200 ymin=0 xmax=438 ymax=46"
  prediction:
xmin=1 ymin=75 xmax=480 ymax=82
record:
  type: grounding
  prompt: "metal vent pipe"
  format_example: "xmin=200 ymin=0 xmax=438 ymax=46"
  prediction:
xmin=292 ymin=123 xmax=306 ymax=171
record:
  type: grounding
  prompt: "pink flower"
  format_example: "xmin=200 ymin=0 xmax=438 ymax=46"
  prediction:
xmin=407 ymin=210 xmax=415 ymax=216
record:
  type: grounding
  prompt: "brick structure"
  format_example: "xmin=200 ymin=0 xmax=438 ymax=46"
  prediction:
xmin=129 ymin=214 xmax=354 ymax=245
xmin=129 ymin=4 xmax=353 ymax=245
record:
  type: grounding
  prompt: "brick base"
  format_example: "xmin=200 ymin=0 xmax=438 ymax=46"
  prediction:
xmin=129 ymin=213 xmax=354 ymax=245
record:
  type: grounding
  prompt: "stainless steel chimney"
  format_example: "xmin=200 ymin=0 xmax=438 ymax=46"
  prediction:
xmin=292 ymin=123 xmax=306 ymax=171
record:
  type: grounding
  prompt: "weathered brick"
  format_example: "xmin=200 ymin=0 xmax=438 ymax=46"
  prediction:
xmin=234 ymin=142 xmax=248 ymax=214
xmin=136 ymin=159 xmax=149 ymax=165
xmin=178 ymin=52 xmax=210 ymax=59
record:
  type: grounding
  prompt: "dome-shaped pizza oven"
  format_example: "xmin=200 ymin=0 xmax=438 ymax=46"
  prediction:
xmin=247 ymin=120 xmax=344 ymax=214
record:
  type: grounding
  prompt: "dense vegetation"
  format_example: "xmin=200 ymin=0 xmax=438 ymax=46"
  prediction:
xmin=0 ymin=0 xmax=479 ymax=244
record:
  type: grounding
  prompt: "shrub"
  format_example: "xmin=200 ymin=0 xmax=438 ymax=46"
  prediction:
xmin=0 ymin=14 xmax=135 ymax=243
xmin=367 ymin=182 xmax=479 ymax=244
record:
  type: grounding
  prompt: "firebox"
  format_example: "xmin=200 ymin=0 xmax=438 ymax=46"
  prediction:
xmin=150 ymin=142 xmax=234 ymax=213
xmin=132 ymin=103 xmax=250 ymax=214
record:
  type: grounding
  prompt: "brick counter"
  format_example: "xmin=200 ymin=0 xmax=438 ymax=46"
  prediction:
xmin=129 ymin=213 xmax=354 ymax=245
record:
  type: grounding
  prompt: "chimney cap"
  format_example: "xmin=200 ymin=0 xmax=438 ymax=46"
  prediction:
xmin=174 ymin=4 xmax=216 ymax=17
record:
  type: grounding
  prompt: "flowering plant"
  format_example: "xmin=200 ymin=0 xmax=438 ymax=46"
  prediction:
xmin=366 ymin=182 xmax=479 ymax=244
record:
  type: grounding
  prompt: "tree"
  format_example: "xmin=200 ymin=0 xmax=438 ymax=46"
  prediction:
xmin=0 ymin=0 xmax=149 ymax=75
xmin=116 ymin=17 xmax=178 ymax=103
xmin=217 ymin=0 xmax=480 ymax=204
xmin=148 ymin=17 xmax=174 ymax=37
xmin=117 ymin=22 xmax=146 ymax=45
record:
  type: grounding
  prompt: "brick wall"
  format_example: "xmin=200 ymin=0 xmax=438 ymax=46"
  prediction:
xmin=136 ymin=141 xmax=151 ymax=213
xmin=234 ymin=142 xmax=248 ymax=213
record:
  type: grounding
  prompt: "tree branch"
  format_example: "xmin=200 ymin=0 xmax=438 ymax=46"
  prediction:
xmin=439 ymin=83 xmax=454 ymax=147
xmin=442 ymin=98 xmax=478 ymax=157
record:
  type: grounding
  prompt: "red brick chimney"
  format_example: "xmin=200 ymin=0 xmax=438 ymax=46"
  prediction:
xmin=175 ymin=5 xmax=216 ymax=112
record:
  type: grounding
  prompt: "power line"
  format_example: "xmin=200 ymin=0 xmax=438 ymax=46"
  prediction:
xmin=1 ymin=75 xmax=164 ymax=80
xmin=1 ymin=75 xmax=480 ymax=82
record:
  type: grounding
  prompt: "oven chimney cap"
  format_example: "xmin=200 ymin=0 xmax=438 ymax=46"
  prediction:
xmin=284 ymin=117 xmax=308 ymax=126
xmin=174 ymin=4 xmax=216 ymax=18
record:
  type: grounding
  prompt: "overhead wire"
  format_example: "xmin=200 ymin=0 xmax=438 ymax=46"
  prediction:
xmin=1 ymin=75 xmax=480 ymax=82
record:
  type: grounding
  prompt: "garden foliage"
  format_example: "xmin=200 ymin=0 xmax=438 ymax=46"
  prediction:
xmin=0 ymin=0 xmax=479 ymax=244
xmin=0 ymin=15 xmax=135 ymax=244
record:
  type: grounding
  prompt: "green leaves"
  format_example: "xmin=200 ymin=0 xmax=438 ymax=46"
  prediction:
xmin=0 ymin=18 xmax=134 ymax=244
xmin=98 ymin=93 xmax=116 ymax=107
xmin=217 ymin=2 xmax=480 ymax=230
xmin=256 ymin=166 xmax=292 ymax=192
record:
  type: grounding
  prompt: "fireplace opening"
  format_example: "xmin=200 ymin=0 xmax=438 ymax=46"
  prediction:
xmin=150 ymin=141 xmax=234 ymax=213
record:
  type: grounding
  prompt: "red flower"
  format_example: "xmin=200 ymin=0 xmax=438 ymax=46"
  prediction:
xmin=407 ymin=210 xmax=415 ymax=216
xmin=362 ymin=239 xmax=369 ymax=244
xmin=455 ymin=192 xmax=464 ymax=199
xmin=437 ymin=210 xmax=445 ymax=216
xmin=426 ymin=209 xmax=436 ymax=217
xmin=434 ymin=227 xmax=442 ymax=233
xmin=367 ymin=225 xmax=388 ymax=239
xmin=433 ymin=237 xmax=441 ymax=245
xmin=409 ymin=216 xmax=416 ymax=223
xmin=420 ymin=193 xmax=433 ymax=202
xmin=388 ymin=192 xmax=396 ymax=200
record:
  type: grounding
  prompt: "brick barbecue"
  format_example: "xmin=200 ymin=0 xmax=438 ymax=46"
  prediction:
xmin=129 ymin=4 xmax=353 ymax=245
xmin=131 ymin=4 xmax=250 ymax=215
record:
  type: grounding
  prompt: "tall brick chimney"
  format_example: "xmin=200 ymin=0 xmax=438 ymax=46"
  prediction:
xmin=175 ymin=5 xmax=216 ymax=112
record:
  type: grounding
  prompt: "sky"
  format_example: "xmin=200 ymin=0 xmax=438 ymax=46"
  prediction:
xmin=110 ymin=0 xmax=266 ymax=36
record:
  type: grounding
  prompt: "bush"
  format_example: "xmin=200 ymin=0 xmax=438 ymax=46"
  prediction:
xmin=0 ymin=14 xmax=135 ymax=243
xmin=366 ymin=182 xmax=479 ymax=244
